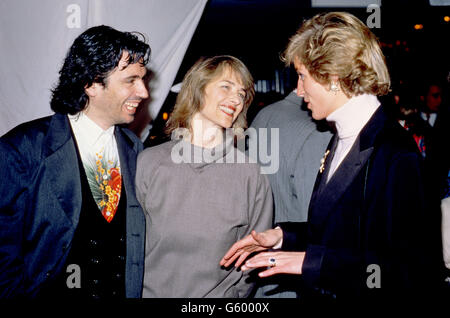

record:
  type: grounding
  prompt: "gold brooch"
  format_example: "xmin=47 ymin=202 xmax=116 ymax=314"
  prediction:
xmin=319 ymin=150 xmax=330 ymax=173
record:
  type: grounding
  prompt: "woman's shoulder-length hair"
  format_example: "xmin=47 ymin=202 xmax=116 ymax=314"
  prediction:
xmin=165 ymin=55 xmax=255 ymax=138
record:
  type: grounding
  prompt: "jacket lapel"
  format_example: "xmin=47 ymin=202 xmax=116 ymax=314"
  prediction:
xmin=43 ymin=113 xmax=82 ymax=226
xmin=115 ymin=127 xmax=140 ymax=208
xmin=309 ymin=106 xmax=386 ymax=229
xmin=40 ymin=116 xmax=142 ymax=227
xmin=310 ymin=138 xmax=373 ymax=225
xmin=315 ymin=135 xmax=338 ymax=196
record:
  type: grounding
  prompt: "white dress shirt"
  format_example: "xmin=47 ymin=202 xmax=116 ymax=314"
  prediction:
xmin=420 ymin=111 xmax=437 ymax=127
xmin=68 ymin=112 xmax=122 ymax=218
xmin=68 ymin=112 xmax=121 ymax=170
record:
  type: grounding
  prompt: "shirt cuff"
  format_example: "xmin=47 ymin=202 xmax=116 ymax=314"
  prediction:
xmin=273 ymin=226 xmax=283 ymax=249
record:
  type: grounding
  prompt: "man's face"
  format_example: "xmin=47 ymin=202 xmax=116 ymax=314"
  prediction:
xmin=426 ymin=85 xmax=442 ymax=112
xmin=84 ymin=52 xmax=148 ymax=130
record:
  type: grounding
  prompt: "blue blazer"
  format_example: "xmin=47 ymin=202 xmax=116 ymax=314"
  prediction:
xmin=280 ymin=106 xmax=443 ymax=298
xmin=0 ymin=113 xmax=146 ymax=298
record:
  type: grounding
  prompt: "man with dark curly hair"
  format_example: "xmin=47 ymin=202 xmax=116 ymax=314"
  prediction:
xmin=0 ymin=25 xmax=151 ymax=299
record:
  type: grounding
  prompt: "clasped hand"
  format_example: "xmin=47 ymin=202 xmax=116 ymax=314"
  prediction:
xmin=219 ymin=228 xmax=305 ymax=278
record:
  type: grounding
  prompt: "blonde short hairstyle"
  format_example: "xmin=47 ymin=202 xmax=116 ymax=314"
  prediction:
xmin=166 ymin=55 xmax=255 ymax=136
xmin=283 ymin=11 xmax=390 ymax=96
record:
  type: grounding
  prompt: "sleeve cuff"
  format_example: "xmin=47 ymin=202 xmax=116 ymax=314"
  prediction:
xmin=276 ymin=222 xmax=308 ymax=251
xmin=302 ymin=244 xmax=326 ymax=289
xmin=273 ymin=226 xmax=283 ymax=249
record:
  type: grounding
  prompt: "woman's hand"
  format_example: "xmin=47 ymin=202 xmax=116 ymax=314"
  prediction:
xmin=220 ymin=228 xmax=283 ymax=268
xmin=241 ymin=251 xmax=305 ymax=278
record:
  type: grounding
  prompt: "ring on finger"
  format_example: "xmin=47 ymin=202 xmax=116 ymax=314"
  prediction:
xmin=268 ymin=257 xmax=276 ymax=267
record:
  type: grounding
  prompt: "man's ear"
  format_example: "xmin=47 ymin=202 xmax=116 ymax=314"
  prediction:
xmin=85 ymin=82 xmax=102 ymax=97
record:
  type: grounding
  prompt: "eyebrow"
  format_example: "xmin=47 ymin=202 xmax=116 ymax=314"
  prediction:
xmin=124 ymin=73 xmax=146 ymax=81
xmin=221 ymin=80 xmax=246 ymax=91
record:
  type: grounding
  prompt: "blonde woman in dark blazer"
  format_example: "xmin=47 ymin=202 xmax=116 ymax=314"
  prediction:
xmin=221 ymin=12 xmax=443 ymax=301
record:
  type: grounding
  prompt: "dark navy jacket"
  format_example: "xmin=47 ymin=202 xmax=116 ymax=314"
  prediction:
xmin=280 ymin=106 xmax=443 ymax=299
xmin=0 ymin=113 xmax=146 ymax=298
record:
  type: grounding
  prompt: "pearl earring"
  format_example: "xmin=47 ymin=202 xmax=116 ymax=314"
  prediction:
xmin=330 ymin=82 xmax=340 ymax=94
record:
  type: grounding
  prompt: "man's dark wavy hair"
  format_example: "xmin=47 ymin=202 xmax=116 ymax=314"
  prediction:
xmin=50 ymin=25 xmax=151 ymax=114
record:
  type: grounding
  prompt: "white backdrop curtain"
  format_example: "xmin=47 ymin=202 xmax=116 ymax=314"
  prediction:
xmin=0 ymin=0 xmax=207 ymax=138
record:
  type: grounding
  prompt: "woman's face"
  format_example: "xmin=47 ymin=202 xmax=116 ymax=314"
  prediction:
xmin=198 ymin=69 xmax=246 ymax=129
xmin=294 ymin=58 xmax=346 ymax=120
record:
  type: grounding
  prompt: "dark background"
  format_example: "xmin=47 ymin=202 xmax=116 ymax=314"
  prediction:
xmin=144 ymin=0 xmax=450 ymax=146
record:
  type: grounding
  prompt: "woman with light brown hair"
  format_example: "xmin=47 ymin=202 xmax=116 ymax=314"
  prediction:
xmin=166 ymin=55 xmax=254 ymax=140
xmin=221 ymin=12 xmax=443 ymax=300
xmin=136 ymin=55 xmax=273 ymax=297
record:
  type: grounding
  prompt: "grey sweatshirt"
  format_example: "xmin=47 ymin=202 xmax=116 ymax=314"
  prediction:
xmin=136 ymin=136 xmax=273 ymax=297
